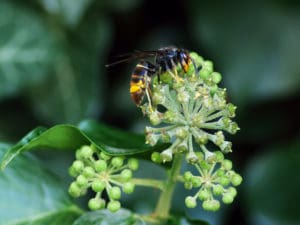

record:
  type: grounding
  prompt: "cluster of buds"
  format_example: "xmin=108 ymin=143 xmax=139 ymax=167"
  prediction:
xmin=144 ymin=52 xmax=239 ymax=163
xmin=143 ymin=52 xmax=242 ymax=210
xmin=183 ymin=151 xmax=242 ymax=211
xmin=68 ymin=145 xmax=139 ymax=212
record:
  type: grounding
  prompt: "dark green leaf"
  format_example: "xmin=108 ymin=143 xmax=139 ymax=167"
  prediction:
xmin=73 ymin=209 xmax=144 ymax=225
xmin=0 ymin=1 xmax=57 ymax=99
xmin=28 ymin=15 xmax=111 ymax=124
xmin=0 ymin=144 xmax=83 ymax=225
xmin=244 ymin=139 xmax=300 ymax=225
xmin=0 ymin=120 xmax=169 ymax=169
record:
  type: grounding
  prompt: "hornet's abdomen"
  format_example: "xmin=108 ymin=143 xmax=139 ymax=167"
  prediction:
xmin=130 ymin=61 xmax=155 ymax=105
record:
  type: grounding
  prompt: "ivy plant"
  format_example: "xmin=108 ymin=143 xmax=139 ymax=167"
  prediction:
xmin=0 ymin=52 xmax=242 ymax=225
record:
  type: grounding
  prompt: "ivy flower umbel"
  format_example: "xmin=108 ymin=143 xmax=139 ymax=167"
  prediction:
xmin=144 ymin=52 xmax=239 ymax=163
xmin=68 ymin=145 xmax=139 ymax=212
xmin=142 ymin=52 xmax=242 ymax=210
xmin=183 ymin=151 xmax=242 ymax=210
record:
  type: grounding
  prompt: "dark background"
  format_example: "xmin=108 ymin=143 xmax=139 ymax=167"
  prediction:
xmin=0 ymin=0 xmax=300 ymax=225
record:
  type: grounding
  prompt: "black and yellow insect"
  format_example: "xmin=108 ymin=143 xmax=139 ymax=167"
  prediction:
xmin=106 ymin=47 xmax=193 ymax=107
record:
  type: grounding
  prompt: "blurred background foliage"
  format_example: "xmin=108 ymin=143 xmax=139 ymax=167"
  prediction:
xmin=0 ymin=0 xmax=300 ymax=225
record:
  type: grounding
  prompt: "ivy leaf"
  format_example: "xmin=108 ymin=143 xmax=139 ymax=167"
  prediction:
xmin=72 ymin=209 xmax=144 ymax=225
xmin=0 ymin=144 xmax=83 ymax=225
xmin=28 ymin=16 xmax=111 ymax=124
xmin=0 ymin=120 xmax=170 ymax=169
xmin=0 ymin=1 xmax=57 ymax=99
xmin=244 ymin=139 xmax=300 ymax=225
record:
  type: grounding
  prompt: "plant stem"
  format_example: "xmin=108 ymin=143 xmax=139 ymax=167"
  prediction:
xmin=153 ymin=154 xmax=183 ymax=219
xmin=131 ymin=178 xmax=164 ymax=190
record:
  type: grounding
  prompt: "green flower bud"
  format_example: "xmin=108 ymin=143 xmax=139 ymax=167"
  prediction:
xmin=69 ymin=182 xmax=81 ymax=197
xmin=183 ymin=171 xmax=193 ymax=181
xmin=109 ymin=186 xmax=121 ymax=200
xmin=184 ymin=182 xmax=193 ymax=190
xmin=189 ymin=52 xmax=204 ymax=69
xmin=83 ymin=166 xmax=95 ymax=178
xmin=149 ymin=111 xmax=162 ymax=125
xmin=123 ymin=182 xmax=135 ymax=194
xmin=214 ymin=151 xmax=224 ymax=162
xmin=222 ymin=159 xmax=233 ymax=170
xmin=121 ymin=169 xmax=132 ymax=181
xmin=107 ymin=201 xmax=121 ymax=212
xmin=175 ymin=142 xmax=188 ymax=153
xmin=227 ymin=122 xmax=240 ymax=134
xmin=164 ymin=110 xmax=177 ymax=123
xmin=199 ymin=160 xmax=211 ymax=170
xmin=151 ymin=152 xmax=162 ymax=163
xmin=220 ymin=141 xmax=232 ymax=153
xmin=94 ymin=160 xmax=107 ymax=172
xmin=226 ymin=103 xmax=237 ymax=118
xmin=76 ymin=175 xmax=88 ymax=187
xmin=231 ymin=173 xmax=243 ymax=186
xmin=186 ymin=151 xmax=199 ymax=164
xmin=198 ymin=188 xmax=211 ymax=201
xmin=161 ymin=149 xmax=173 ymax=162
xmin=222 ymin=193 xmax=234 ymax=204
xmin=71 ymin=160 xmax=84 ymax=173
xmin=185 ymin=196 xmax=197 ymax=208
xmin=211 ymin=72 xmax=222 ymax=84
xmin=214 ymin=131 xmax=225 ymax=146
xmin=91 ymin=180 xmax=106 ymax=192
xmin=152 ymin=91 xmax=165 ymax=105
xmin=220 ymin=117 xmax=231 ymax=127
xmin=111 ymin=157 xmax=124 ymax=168
xmin=227 ymin=187 xmax=237 ymax=197
xmin=205 ymin=151 xmax=217 ymax=164
xmin=128 ymin=158 xmax=139 ymax=170
xmin=100 ymin=152 xmax=111 ymax=161
xmin=161 ymin=132 xmax=171 ymax=143
xmin=80 ymin=145 xmax=94 ymax=158
xmin=218 ymin=176 xmax=230 ymax=186
xmin=145 ymin=132 xmax=160 ymax=146
xmin=209 ymin=84 xmax=218 ymax=95
xmin=191 ymin=177 xmax=202 ymax=188
xmin=203 ymin=199 xmax=220 ymax=211
xmin=195 ymin=152 xmax=204 ymax=161
xmin=213 ymin=184 xmax=224 ymax=196
xmin=192 ymin=114 xmax=204 ymax=127
xmin=200 ymin=68 xmax=211 ymax=80
xmin=177 ymin=90 xmax=189 ymax=103
xmin=175 ymin=127 xmax=188 ymax=139
xmin=68 ymin=166 xmax=78 ymax=177
xmin=88 ymin=198 xmax=105 ymax=210
xmin=203 ymin=60 xmax=213 ymax=72
xmin=215 ymin=169 xmax=225 ymax=177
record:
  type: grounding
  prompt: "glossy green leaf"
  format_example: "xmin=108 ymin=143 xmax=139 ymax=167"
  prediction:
xmin=0 ymin=144 xmax=83 ymax=225
xmin=0 ymin=1 xmax=57 ymax=99
xmin=73 ymin=209 xmax=144 ymax=225
xmin=28 ymin=15 xmax=111 ymax=124
xmin=0 ymin=120 xmax=169 ymax=169
xmin=189 ymin=1 xmax=300 ymax=106
xmin=244 ymin=139 xmax=300 ymax=225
